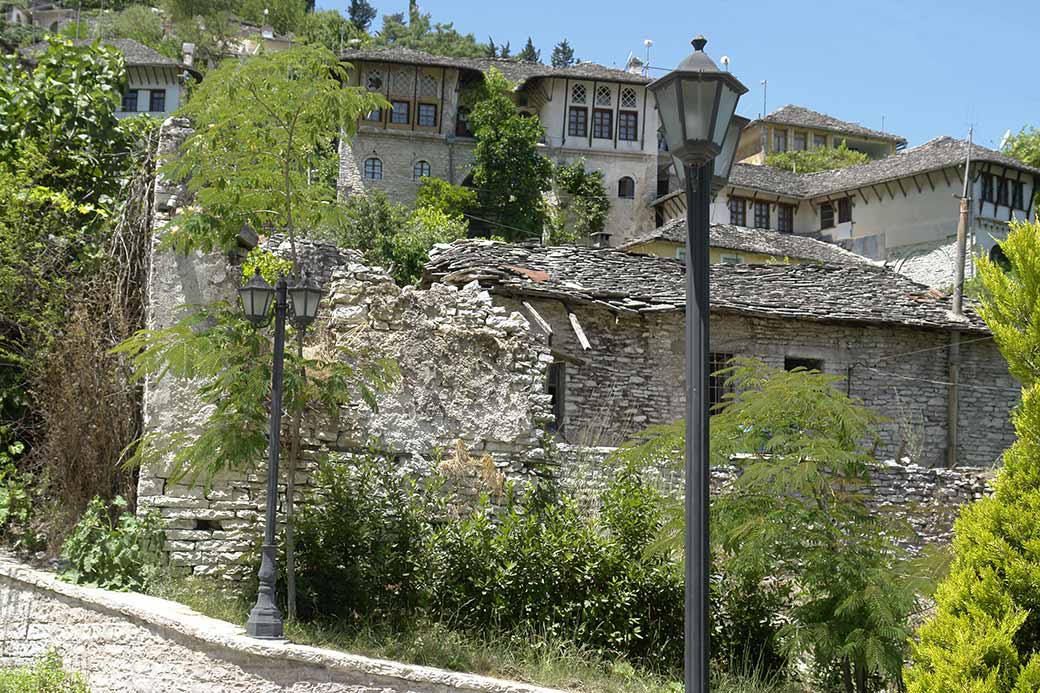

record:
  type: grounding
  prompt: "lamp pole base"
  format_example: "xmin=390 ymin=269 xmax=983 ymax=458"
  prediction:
xmin=245 ymin=544 xmax=285 ymax=640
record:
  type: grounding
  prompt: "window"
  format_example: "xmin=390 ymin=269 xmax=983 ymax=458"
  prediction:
xmin=121 ymin=90 xmax=138 ymax=112
xmin=773 ymin=129 xmax=787 ymax=152
xmin=365 ymin=69 xmax=383 ymax=91
xmin=997 ymin=177 xmax=1010 ymax=206
xmin=1013 ymin=180 xmax=1025 ymax=210
xmin=838 ymin=198 xmax=852 ymax=224
xmin=455 ymin=107 xmax=473 ymax=137
xmin=413 ymin=160 xmax=431 ymax=179
xmin=709 ymin=352 xmax=734 ymax=411
xmin=657 ymin=176 xmax=670 ymax=197
xmin=391 ymin=70 xmax=411 ymax=96
xmin=620 ymin=87 xmax=638 ymax=109
xmin=753 ymin=201 xmax=770 ymax=229
xmin=418 ymin=73 xmax=438 ymax=98
xmin=568 ymin=107 xmax=587 ymax=137
xmin=777 ymin=204 xmax=794 ymax=233
xmin=728 ymin=197 xmax=747 ymax=226
xmin=595 ymin=85 xmax=612 ymax=106
xmin=546 ymin=363 xmax=565 ymax=433
xmin=820 ymin=202 xmax=835 ymax=229
xmin=981 ymin=173 xmax=994 ymax=202
xmin=793 ymin=131 xmax=807 ymax=151
xmin=720 ymin=254 xmax=742 ymax=264
xmin=149 ymin=89 xmax=166 ymax=112
xmin=618 ymin=111 xmax=638 ymax=141
xmin=675 ymin=247 xmax=686 ymax=261
xmin=390 ymin=100 xmax=410 ymax=125
xmin=417 ymin=103 xmax=437 ymax=127
xmin=813 ymin=133 xmax=827 ymax=149
xmin=785 ymin=356 xmax=824 ymax=372
xmin=362 ymin=157 xmax=382 ymax=180
xmin=618 ymin=177 xmax=635 ymax=199
xmin=571 ymin=83 xmax=587 ymax=104
xmin=592 ymin=109 xmax=613 ymax=139
xmin=363 ymin=108 xmax=382 ymax=123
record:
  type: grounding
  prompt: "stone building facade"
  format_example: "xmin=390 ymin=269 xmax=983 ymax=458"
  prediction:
xmin=424 ymin=240 xmax=1018 ymax=467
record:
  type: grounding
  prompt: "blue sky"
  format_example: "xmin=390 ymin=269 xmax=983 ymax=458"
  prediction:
xmin=317 ymin=0 xmax=1039 ymax=151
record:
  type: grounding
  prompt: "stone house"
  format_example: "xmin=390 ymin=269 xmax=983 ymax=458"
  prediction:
xmin=619 ymin=218 xmax=873 ymax=265
xmin=423 ymin=240 xmax=1017 ymax=467
xmin=654 ymin=135 xmax=1040 ymax=281
xmin=1 ymin=2 xmax=74 ymax=34
xmin=336 ymin=46 xmax=658 ymax=246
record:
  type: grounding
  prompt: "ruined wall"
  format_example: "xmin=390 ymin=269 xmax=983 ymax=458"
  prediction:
xmin=506 ymin=297 xmax=1016 ymax=467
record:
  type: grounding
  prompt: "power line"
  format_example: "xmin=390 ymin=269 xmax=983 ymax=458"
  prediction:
xmin=859 ymin=366 xmax=1019 ymax=394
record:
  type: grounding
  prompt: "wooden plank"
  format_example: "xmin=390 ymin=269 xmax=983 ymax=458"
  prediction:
xmin=895 ymin=178 xmax=908 ymax=197
xmin=911 ymin=175 xmax=923 ymax=195
xmin=925 ymin=171 xmax=936 ymax=191
xmin=568 ymin=310 xmax=591 ymax=351
xmin=941 ymin=167 xmax=951 ymax=187
xmin=522 ymin=301 xmax=553 ymax=336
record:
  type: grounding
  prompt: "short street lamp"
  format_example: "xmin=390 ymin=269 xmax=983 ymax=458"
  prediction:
xmin=238 ymin=268 xmax=323 ymax=639
xmin=648 ymin=36 xmax=747 ymax=692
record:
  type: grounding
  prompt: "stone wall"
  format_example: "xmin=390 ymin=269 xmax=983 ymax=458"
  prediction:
xmin=504 ymin=297 xmax=1017 ymax=467
xmin=0 ymin=555 xmax=562 ymax=693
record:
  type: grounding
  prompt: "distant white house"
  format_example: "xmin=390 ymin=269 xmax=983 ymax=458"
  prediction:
xmin=2 ymin=2 xmax=75 ymax=34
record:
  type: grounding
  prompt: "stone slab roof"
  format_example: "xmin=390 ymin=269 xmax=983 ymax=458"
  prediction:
xmin=620 ymin=220 xmax=874 ymax=265
xmin=727 ymin=162 xmax=809 ymax=197
xmin=751 ymin=104 xmax=907 ymax=145
xmin=423 ymin=240 xmax=988 ymax=334
xmin=22 ymin=38 xmax=180 ymax=67
xmin=339 ymin=46 xmax=650 ymax=86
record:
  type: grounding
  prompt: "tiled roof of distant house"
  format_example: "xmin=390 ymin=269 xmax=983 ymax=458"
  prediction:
xmin=338 ymin=46 xmax=651 ymax=86
xmin=423 ymin=240 xmax=987 ymax=333
xmin=22 ymin=38 xmax=180 ymax=67
xmin=727 ymin=162 xmax=810 ymax=197
xmin=620 ymin=220 xmax=874 ymax=265
xmin=750 ymin=104 xmax=907 ymax=145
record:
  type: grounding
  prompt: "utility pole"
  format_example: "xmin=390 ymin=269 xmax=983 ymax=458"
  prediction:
xmin=760 ymin=80 xmax=767 ymax=118
xmin=947 ymin=127 xmax=973 ymax=468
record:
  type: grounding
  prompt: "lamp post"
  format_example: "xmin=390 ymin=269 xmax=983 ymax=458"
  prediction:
xmin=648 ymin=36 xmax=747 ymax=692
xmin=238 ymin=268 xmax=323 ymax=639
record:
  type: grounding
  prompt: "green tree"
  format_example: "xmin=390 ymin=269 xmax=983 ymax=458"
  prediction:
xmin=347 ymin=0 xmax=377 ymax=32
xmin=467 ymin=68 xmax=552 ymax=241
xmin=297 ymin=9 xmax=363 ymax=53
xmin=110 ymin=5 xmax=178 ymax=57
xmin=415 ymin=177 xmax=477 ymax=221
xmin=906 ymin=219 xmax=1040 ymax=692
xmin=374 ymin=10 xmax=484 ymax=57
xmin=551 ymin=39 xmax=575 ymax=68
xmin=516 ymin=36 xmax=539 ymax=62
xmin=1003 ymin=126 xmax=1040 ymax=168
xmin=548 ymin=160 xmax=609 ymax=244
xmin=163 ymin=44 xmax=384 ymax=261
xmin=765 ymin=142 xmax=870 ymax=173
xmin=238 ymin=0 xmax=307 ymax=36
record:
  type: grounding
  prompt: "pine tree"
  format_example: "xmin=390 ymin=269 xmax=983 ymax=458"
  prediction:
xmin=906 ymin=219 xmax=1040 ymax=691
xmin=499 ymin=41 xmax=511 ymax=58
xmin=347 ymin=0 xmax=376 ymax=31
xmin=551 ymin=38 xmax=574 ymax=67
xmin=484 ymin=35 xmax=497 ymax=58
xmin=517 ymin=36 xmax=540 ymax=63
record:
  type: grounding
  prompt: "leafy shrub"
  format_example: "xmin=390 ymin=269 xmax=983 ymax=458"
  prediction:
xmin=415 ymin=177 xmax=477 ymax=220
xmin=0 ymin=650 xmax=89 ymax=693
xmin=548 ymin=160 xmax=610 ymax=244
xmin=60 ymin=496 xmax=164 ymax=591
xmin=765 ymin=142 xmax=871 ymax=173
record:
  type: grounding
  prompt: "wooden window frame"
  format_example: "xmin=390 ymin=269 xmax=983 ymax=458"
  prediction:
xmin=981 ymin=173 xmax=994 ymax=202
xmin=389 ymin=100 xmax=410 ymax=126
xmin=753 ymin=200 xmax=770 ymax=229
xmin=416 ymin=102 xmax=437 ymax=128
xmin=728 ymin=197 xmax=747 ymax=226
xmin=813 ymin=133 xmax=827 ymax=149
xmin=547 ymin=362 xmax=565 ymax=433
xmin=793 ymin=131 xmax=807 ymax=151
xmin=592 ymin=108 xmax=613 ymax=140
xmin=149 ymin=89 xmax=166 ymax=112
xmin=773 ymin=129 xmax=787 ymax=152
xmin=997 ymin=177 xmax=1010 ymax=207
xmin=1013 ymin=180 xmax=1025 ymax=210
xmin=413 ymin=160 xmax=431 ymax=180
xmin=777 ymin=203 xmax=794 ymax=233
xmin=820 ymin=202 xmax=835 ymax=230
xmin=568 ymin=106 xmax=588 ymax=137
xmin=363 ymin=108 xmax=383 ymax=123
xmin=838 ymin=197 xmax=852 ymax=224
xmin=121 ymin=90 xmax=138 ymax=112
xmin=618 ymin=111 xmax=638 ymax=141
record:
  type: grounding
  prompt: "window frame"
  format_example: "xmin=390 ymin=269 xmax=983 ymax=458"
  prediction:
xmin=838 ymin=197 xmax=852 ymax=224
xmin=997 ymin=177 xmax=1010 ymax=207
xmin=546 ymin=362 xmax=566 ymax=433
xmin=413 ymin=160 xmax=431 ymax=180
xmin=709 ymin=351 xmax=734 ymax=411
xmin=592 ymin=108 xmax=613 ymax=140
xmin=777 ymin=203 xmax=794 ymax=233
xmin=820 ymin=202 xmax=835 ymax=230
xmin=618 ymin=111 xmax=638 ymax=141
xmin=813 ymin=133 xmax=827 ymax=149
xmin=121 ymin=89 xmax=138 ymax=112
xmin=773 ymin=129 xmax=787 ymax=152
xmin=363 ymin=107 xmax=383 ymax=123
xmin=753 ymin=200 xmax=770 ymax=229
xmin=416 ymin=102 xmax=437 ymax=128
xmin=362 ymin=157 xmax=382 ymax=181
xmin=728 ymin=197 xmax=748 ymax=226
xmin=568 ymin=106 xmax=588 ymax=137
xmin=1013 ymin=180 xmax=1025 ymax=210
xmin=149 ymin=89 xmax=166 ymax=112
xmin=793 ymin=131 xmax=807 ymax=151
xmin=618 ymin=176 xmax=635 ymax=199
xmin=785 ymin=356 xmax=824 ymax=372
xmin=389 ymin=100 xmax=410 ymax=125
xmin=981 ymin=173 xmax=994 ymax=202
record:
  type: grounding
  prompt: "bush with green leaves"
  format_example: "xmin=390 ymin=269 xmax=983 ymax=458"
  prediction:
xmin=548 ymin=160 xmax=609 ymax=244
xmin=0 ymin=650 xmax=90 ymax=693
xmin=765 ymin=142 xmax=871 ymax=173
xmin=906 ymin=219 xmax=1040 ymax=691
xmin=415 ymin=177 xmax=478 ymax=221
xmin=60 ymin=496 xmax=164 ymax=591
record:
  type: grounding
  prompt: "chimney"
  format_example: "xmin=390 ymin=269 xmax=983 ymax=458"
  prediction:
xmin=625 ymin=56 xmax=645 ymax=75
xmin=181 ymin=42 xmax=195 ymax=67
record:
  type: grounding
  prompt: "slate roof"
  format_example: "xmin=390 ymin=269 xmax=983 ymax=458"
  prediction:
xmin=727 ymin=162 xmax=809 ymax=197
xmin=21 ymin=38 xmax=180 ymax=67
xmin=423 ymin=240 xmax=987 ymax=334
xmin=339 ymin=46 xmax=650 ymax=86
xmin=751 ymin=105 xmax=907 ymax=145
xmin=620 ymin=220 xmax=874 ymax=265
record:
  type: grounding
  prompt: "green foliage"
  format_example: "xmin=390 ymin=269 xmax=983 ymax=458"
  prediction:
xmin=415 ymin=177 xmax=477 ymax=220
xmin=0 ymin=447 xmax=34 ymax=548
xmin=241 ymin=247 xmax=294 ymax=284
xmin=319 ymin=191 xmax=467 ymax=284
xmin=60 ymin=496 xmax=164 ymax=591
xmin=163 ymin=45 xmax=384 ymax=257
xmin=1003 ymin=126 xmax=1040 ymax=169
xmin=0 ymin=650 xmax=90 ymax=693
xmin=765 ymin=142 xmax=871 ymax=174
xmin=548 ymin=160 xmax=609 ymax=244
xmin=238 ymin=0 xmax=306 ymax=35
xmin=110 ymin=5 xmax=180 ymax=58
xmin=374 ymin=10 xmax=485 ymax=58
xmin=617 ymin=359 xmax=922 ymax=690
xmin=348 ymin=0 xmax=377 ymax=32
xmin=551 ymin=39 xmax=575 ymax=68
xmin=516 ymin=37 xmax=540 ymax=63
xmin=298 ymin=9 xmax=364 ymax=52
xmin=907 ymin=219 xmax=1040 ymax=691
xmin=467 ymin=68 xmax=552 ymax=241
xmin=113 ymin=302 xmax=397 ymax=484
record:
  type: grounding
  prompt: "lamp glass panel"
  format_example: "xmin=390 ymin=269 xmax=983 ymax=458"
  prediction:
xmin=240 ymin=285 xmax=273 ymax=320
xmin=711 ymin=84 xmax=740 ymax=148
xmin=714 ymin=117 xmax=742 ymax=181
xmin=652 ymin=79 xmax=683 ymax=153
xmin=289 ymin=286 xmax=321 ymax=320
xmin=680 ymin=77 xmax=719 ymax=144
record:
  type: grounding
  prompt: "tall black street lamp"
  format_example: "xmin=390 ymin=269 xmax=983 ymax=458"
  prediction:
xmin=648 ymin=36 xmax=746 ymax=692
xmin=238 ymin=268 xmax=323 ymax=639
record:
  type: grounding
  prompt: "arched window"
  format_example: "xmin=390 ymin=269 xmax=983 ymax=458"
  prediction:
xmin=618 ymin=177 xmax=635 ymax=199
xmin=363 ymin=157 xmax=382 ymax=180
xmin=413 ymin=160 xmax=431 ymax=179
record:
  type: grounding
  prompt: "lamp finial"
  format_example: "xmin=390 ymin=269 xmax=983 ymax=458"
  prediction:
xmin=692 ymin=36 xmax=707 ymax=51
